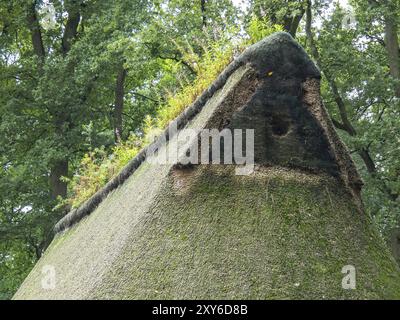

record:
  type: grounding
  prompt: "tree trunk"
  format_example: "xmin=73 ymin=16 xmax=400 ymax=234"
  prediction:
xmin=257 ymin=0 xmax=305 ymax=38
xmin=384 ymin=15 xmax=400 ymax=97
xmin=26 ymin=1 xmax=45 ymax=60
xmin=62 ymin=4 xmax=81 ymax=54
xmin=48 ymin=3 xmax=81 ymax=200
xmin=114 ymin=66 xmax=127 ymax=143
xmin=50 ymin=160 xmax=68 ymax=200
xmin=284 ymin=9 xmax=305 ymax=37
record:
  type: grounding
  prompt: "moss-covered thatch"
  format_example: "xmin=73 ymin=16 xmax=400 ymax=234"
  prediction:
xmin=14 ymin=32 xmax=400 ymax=300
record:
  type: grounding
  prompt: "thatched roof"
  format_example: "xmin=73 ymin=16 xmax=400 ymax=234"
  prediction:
xmin=14 ymin=32 xmax=400 ymax=299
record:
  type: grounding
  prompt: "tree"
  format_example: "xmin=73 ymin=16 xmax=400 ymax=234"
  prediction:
xmin=0 ymin=0 xmax=153 ymax=298
xmin=303 ymin=0 xmax=400 ymax=235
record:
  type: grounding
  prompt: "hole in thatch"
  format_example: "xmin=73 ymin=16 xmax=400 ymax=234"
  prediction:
xmin=271 ymin=116 xmax=290 ymax=137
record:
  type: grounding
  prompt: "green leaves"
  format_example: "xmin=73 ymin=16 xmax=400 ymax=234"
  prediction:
xmin=1 ymin=0 xmax=399 ymax=299
xmin=0 ymin=0 xmax=243 ymax=298
xmin=247 ymin=15 xmax=283 ymax=43
xmin=312 ymin=0 xmax=400 ymax=234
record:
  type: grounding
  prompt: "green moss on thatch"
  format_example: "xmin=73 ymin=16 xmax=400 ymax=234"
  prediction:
xmin=89 ymin=166 xmax=400 ymax=300
xmin=13 ymin=33 xmax=400 ymax=300
xmin=14 ymin=165 xmax=400 ymax=299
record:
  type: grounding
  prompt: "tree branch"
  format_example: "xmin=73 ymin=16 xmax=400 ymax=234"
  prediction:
xmin=129 ymin=91 xmax=159 ymax=104
xmin=158 ymin=54 xmax=197 ymax=75
xmin=331 ymin=118 xmax=347 ymax=131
